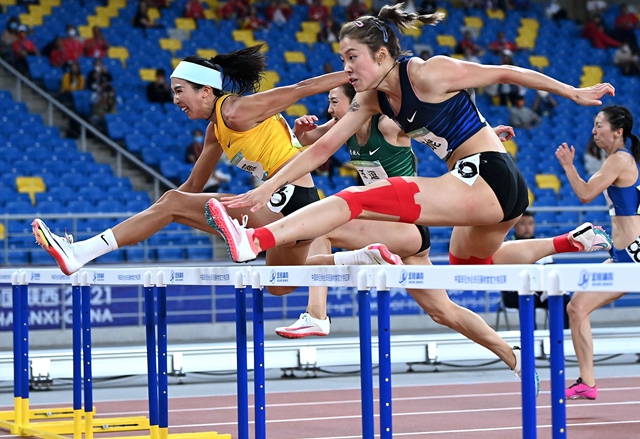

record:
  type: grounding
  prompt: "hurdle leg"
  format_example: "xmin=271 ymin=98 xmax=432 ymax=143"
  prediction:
xmin=11 ymin=274 xmax=22 ymax=435
xmin=20 ymin=277 xmax=30 ymax=430
xmin=145 ymin=283 xmax=160 ymax=439
xmin=72 ymin=279 xmax=83 ymax=439
xmin=235 ymin=285 xmax=249 ymax=439
xmin=81 ymin=277 xmax=94 ymax=439
xmin=547 ymin=272 xmax=567 ymax=439
xmin=251 ymin=284 xmax=266 ymax=439
xmin=357 ymin=287 xmax=374 ymax=439
xmin=518 ymin=272 xmax=537 ymax=439
xmin=377 ymin=289 xmax=392 ymax=439
xmin=157 ymin=285 xmax=169 ymax=439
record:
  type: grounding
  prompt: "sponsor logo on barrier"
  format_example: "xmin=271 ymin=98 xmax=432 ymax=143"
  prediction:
xmin=31 ymin=272 xmax=41 ymax=281
xmin=0 ymin=274 xmax=11 ymax=281
xmin=269 ymin=270 xmax=289 ymax=283
xmin=118 ymin=274 xmax=141 ymax=281
xmin=454 ymin=274 xmax=507 ymax=285
xmin=200 ymin=273 xmax=231 ymax=281
xmin=578 ymin=270 xmax=614 ymax=289
xmin=51 ymin=274 xmax=69 ymax=281
xmin=93 ymin=272 xmax=105 ymax=283
xmin=399 ymin=270 xmax=424 ymax=286
xmin=170 ymin=271 xmax=184 ymax=283
xmin=310 ymin=273 xmax=351 ymax=282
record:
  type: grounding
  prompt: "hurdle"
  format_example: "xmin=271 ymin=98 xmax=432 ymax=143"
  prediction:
xmin=3 ymin=264 xmax=550 ymax=438
xmin=543 ymin=264 xmax=640 ymax=439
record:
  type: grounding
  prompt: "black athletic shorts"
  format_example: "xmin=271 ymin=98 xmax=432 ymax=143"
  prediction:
xmin=267 ymin=184 xmax=321 ymax=217
xmin=415 ymin=224 xmax=431 ymax=253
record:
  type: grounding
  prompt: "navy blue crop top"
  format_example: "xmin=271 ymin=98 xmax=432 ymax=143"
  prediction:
xmin=377 ymin=58 xmax=487 ymax=162
xmin=604 ymin=149 xmax=640 ymax=216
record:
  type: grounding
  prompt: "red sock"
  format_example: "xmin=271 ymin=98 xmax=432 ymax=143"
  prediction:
xmin=253 ymin=227 xmax=276 ymax=251
xmin=553 ymin=233 xmax=578 ymax=253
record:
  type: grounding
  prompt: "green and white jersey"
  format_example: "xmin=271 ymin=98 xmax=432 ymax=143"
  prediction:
xmin=346 ymin=114 xmax=416 ymax=185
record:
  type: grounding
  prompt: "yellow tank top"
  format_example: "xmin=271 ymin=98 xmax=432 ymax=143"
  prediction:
xmin=213 ymin=94 xmax=302 ymax=181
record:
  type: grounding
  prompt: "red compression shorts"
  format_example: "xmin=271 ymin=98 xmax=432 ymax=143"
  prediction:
xmin=333 ymin=177 xmax=421 ymax=223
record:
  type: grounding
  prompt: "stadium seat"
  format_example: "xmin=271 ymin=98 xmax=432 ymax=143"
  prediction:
xmin=16 ymin=176 xmax=46 ymax=205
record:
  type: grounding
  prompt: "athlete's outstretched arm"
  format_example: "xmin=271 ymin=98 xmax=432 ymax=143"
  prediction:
xmin=223 ymin=72 xmax=348 ymax=128
xmin=222 ymin=91 xmax=378 ymax=212
xmin=420 ymin=56 xmax=615 ymax=105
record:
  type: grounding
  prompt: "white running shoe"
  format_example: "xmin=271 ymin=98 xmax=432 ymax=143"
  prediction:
xmin=275 ymin=313 xmax=331 ymax=339
xmin=205 ymin=198 xmax=259 ymax=263
xmin=512 ymin=346 xmax=541 ymax=397
xmin=363 ymin=243 xmax=404 ymax=265
xmin=32 ymin=218 xmax=82 ymax=275
xmin=568 ymin=222 xmax=612 ymax=252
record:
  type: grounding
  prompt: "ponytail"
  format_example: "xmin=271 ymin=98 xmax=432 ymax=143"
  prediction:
xmin=600 ymin=105 xmax=640 ymax=163
xmin=629 ymin=133 xmax=640 ymax=163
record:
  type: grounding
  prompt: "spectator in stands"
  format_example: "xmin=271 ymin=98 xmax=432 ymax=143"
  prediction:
xmin=509 ymin=95 xmax=541 ymax=129
xmin=11 ymin=24 xmax=38 ymax=76
xmin=586 ymin=0 xmax=608 ymax=16
xmin=86 ymin=58 xmax=113 ymax=92
xmin=318 ymin=15 xmax=341 ymax=43
xmin=240 ymin=5 xmax=269 ymax=30
xmin=419 ymin=47 xmax=432 ymax=61
xmin=582 ymin=14 xmax=621 ymax=49
xmin=0 ymin=17 xmax=20 ymax=63
xmin=509 ymin=0 xmax=529 ymax=10
xmin=184 ymin=128 xmax=205 ymax=164
xmin=492 ymin=49 xmax=525 ymax=105
xmin=217 ymin=0 xmax=247 ymax=20
xmin=59 ymin=60 xmax=84 ymax=107
xmin=583 ymin=136 xmax=606 ymax=176
xmin=308 ymin=0 xmax=329 ymax=22
xmin=532 ymin=90 xmax=558 ymax=118
xmin=487 ymin=31 xmax=517 ymax=55
xmin=90 ymin=81 xmax=118 ymax=131
xmin=83 ymin=26 xmax=108 ymax=59
xmin=455 ymin=30 xmax=485 ymax=56
xmin=133 ymin=0 xmax=161 ymax=30
xmin=63 ymin=25 xmax=83 ymax=63
xmin=184 ymin=0 xmax=205 ymax=20
xmin=147 ymin=0 xmax=167 ymax=8
xmin=611 ymin=3 xmax=639 ymax=52
xmin=501 ymin=211 xmax=571 ymax=330
xmin=146 ymin=68 xmax=173 ymax=104
xmin=346 ymin=0 xmax=369 ymax=21
xmin=545 ymin=0 xmax=567 ymax=21
xmin=556 ymin=105 xmax=640 ymax=401
xmin=48 ymin=36 xmax=69 ymax=68
xmin=266 ymin=0 xmax=293 ymax=26
xmin=462 ymin=46 xmax=480 ymax=64
xmin=613 ymin=42 xmax=640 ymax=76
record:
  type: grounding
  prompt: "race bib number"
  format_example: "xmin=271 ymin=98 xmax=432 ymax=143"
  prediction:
xmin=230 ymin=152 xmax=268 ymax=181
xmin=626 ymin=237 xmax=640 ymax=263
xmin=352 ymin=160 xmax=388 ymax=185
xmin=267 ymin=184 xmax=295 ymax=214
xmin=450 ymin=153 xmax=480 ymax=187
xmin=406 ymin=127 xmax=450 ymax=160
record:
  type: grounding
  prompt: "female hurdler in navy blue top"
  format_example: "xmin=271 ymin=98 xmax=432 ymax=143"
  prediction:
xmin=556 ymin=105 xmax=640 ymax=400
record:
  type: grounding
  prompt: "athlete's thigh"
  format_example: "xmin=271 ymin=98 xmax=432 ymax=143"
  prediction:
xmin=408 ymin=174 xmax=505 ymax=226
xmin=326 ymin=220 xmax=423 ymax=257
xmin=448 ymin=217 xmax=520 ymax=259
xmin=265 ymin=240 xmax=313 ymax=266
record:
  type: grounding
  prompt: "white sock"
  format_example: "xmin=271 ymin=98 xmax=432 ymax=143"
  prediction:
xmin=334 ymin=248 xmax=367 ymax=265
xmin=73 ymin=229 xmax=119 ymax=265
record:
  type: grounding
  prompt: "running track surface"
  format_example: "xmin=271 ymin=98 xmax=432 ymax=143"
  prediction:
xmin=2 ymin=377 xmax=639 ymax=439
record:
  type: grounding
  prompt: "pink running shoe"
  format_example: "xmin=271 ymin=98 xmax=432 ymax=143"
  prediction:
xmin=565 ymin=378 xmax=598 ymax=400
xmin=568 ymin=222 xmax=612 ymax=252
xmin=363 ymin=243 xmax=404 ymax=265
xmin=205 ymin=198 xmax=260 ymax=262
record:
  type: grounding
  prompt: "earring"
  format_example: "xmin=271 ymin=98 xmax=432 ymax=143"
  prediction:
xmin=378 ymin=61 xmax=382 ymax=66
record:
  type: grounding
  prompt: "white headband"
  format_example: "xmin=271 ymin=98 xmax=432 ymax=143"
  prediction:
xmin=171 ymin=61 xmax=223 ymax=90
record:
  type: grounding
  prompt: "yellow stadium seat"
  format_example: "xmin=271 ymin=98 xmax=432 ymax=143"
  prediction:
xmin=78 ymin=25 xmax=93 ymax=39
xmin=338 ymin=164 xmax=359 ymax=179
xmin=0 ymin=0 xmax=17 ymax=6
xmin=96 ymin=5 xmax=119 ymax=17
xmin=528 ymin=187 xmax=534 ymax=205
xmin=521 ymin=18 xmax=539 ymax=29
xmin=19 ymin=13 xmax=43 ymax=26
xmin=87 ymin=14 xmax=110 ymax=28
xmin=160 ymin=38 xmax=182 ymax=54
xmin=171 ymin=57 xmax=181 ymax=69
xmin=301 ymin=21 xmax=321 ymax=34
xmin=464 ymin=16 xmax=483 ymax=29
xmin=148 ymin=7 xmax=160 ymax=22
xmin=486 ymin=8 xmax=505 ymax=20
xmin=29 ymin=4 xmax=51 ymax=15
xmin=284 ymin=51 xmax=306 ymax=63
xmin=260 ymin=70 xmax=280 ymax=90
xmin=285 ymin=104 xmax=308 ymax=116
xmin=139 ymin=68 xmax=157 ymax=82
xmin=403 ymin=26 xmax=422 ymax=38
xmin=296 ymin=31 xmax=317 ymax=44
xmin=0 ymin=223 xmax=5 ymax=240
xmin=204 ymin=9 xmax=216 ymax=19
xmin=107 ymin=0 xmax=125 ymax=7
xmin=529 ymin=55 xmax=549 ymax=71
xmin=197 ymin=49 xmax=218 ymax=59
xmin=263 ymin=70 xmax=280 ymax=83
xmin=502 ymin=139 xmax=517 ymax=157
xmin=331 ymin=42 xmax=340 ymax=53
xmin=436 ymin=34 xmax=457 ymax=49
xmin=107 ymin=46 xmax=129 ymax=67
xmin=16 ymin=176 xmax=46 ymax=205
xmin=232 ymin=29 xmax=254 ymax=44
xmin=255 ymin=40 xmax=268 ymax=52
xmin=450 ymin=53 xmax=464 ymax=60
xmin=175 ymin=17 xmax=197 ymax=32
xmin=535 ymin=174 xmax=561 ymax=193
xmin=321 ymin=0 xmax=335 ymax=6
